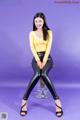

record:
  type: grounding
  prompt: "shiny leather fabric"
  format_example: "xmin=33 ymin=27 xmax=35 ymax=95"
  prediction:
xmin=23 ymin=51 xmax=59 ymax=100
xmin=37 ymin=51 xmax=46 ymax=62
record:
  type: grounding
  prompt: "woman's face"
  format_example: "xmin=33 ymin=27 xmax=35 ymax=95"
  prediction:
xmin=34 ymin=17 xmax=44 ymax=30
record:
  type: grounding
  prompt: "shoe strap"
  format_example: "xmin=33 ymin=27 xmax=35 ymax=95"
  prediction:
xmin=55 ymin=103 xmax=62 ymax=110
xmin=21 ymin=102 xmax=27 ymax=109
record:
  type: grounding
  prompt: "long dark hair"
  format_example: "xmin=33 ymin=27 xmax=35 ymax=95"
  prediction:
xmin=33 ymin=12 xmax=50 ymax=41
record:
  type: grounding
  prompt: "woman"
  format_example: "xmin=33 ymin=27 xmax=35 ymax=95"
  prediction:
xmin=20 ymin=12 xmax=63 ymax=117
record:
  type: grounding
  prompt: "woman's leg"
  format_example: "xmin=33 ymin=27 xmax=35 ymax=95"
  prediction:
xmin=41 ymin=56 xmax=63 ymax=117
xmin=20 ymin=58 xmax=41 ymax=116
xmin=41 ymin=56 xmax=59 ymax=100
xmin=23 ymin=72 xmax=41 ymax=100
xmin=23 ymin=58 xmax=41 ymax=100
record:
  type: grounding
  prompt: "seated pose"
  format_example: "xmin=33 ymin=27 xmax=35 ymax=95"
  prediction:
xmin=20 ymin=12 xmax=63 ymax=117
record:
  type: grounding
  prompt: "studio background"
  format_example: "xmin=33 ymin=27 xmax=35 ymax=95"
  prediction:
xmin=0 ymin=0 xmax=80 ymax=87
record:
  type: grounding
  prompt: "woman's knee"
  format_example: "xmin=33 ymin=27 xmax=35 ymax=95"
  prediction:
xmin=36 ymin=71 xmax=41 ymax=77
xmin=41 ymin=71 xmax=47 ymax=78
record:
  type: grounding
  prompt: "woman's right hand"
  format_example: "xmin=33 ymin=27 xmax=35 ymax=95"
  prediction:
xmin=37 ymin=60 xmax=42 ymax=69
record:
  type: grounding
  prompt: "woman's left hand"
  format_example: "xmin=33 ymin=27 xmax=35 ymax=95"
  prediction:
xmin=41 ymin=62 xmax=46 ymax=69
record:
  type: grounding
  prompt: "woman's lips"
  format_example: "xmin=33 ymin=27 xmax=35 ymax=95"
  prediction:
xmin=37 ymin=25 xmax=42 ymax=27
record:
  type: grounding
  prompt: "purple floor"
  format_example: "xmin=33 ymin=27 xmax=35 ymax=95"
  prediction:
xmin=0 ymin=82 xmax=80 ymax=120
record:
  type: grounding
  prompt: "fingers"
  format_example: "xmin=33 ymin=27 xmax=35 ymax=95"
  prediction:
xmin=37 ymin=61 xmax=46 ymax=69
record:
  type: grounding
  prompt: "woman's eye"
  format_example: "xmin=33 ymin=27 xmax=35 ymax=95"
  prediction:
xmin=35 ymin=21 xmax=38 ymax=23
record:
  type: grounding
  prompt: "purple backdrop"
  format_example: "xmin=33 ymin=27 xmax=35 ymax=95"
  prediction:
xmin=0 ymin=0 xmax=80 ymax=85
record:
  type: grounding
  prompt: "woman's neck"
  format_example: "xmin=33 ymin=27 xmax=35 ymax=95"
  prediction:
xmin=37 ymin=28 xmax=43 ymax=32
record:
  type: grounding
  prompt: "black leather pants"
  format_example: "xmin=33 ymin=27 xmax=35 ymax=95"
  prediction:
xmin=23 ymin=51 xmax=59 ymax=100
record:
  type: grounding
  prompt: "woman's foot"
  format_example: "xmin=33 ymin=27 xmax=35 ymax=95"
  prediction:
xmin=20 ymin=99 xmax=28 ymax=116
xmin=55 ymin=99 xmax=63 ymax=117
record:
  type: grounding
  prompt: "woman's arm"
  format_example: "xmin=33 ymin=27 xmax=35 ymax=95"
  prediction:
xmin=42 ymin=30 xmax=53 ymax=64
xmin=29 ymin=31 xmax=40 ymax=62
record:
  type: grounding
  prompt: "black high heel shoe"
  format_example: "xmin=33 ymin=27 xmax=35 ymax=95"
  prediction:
xmin=55 ymin=103 xmax=63 ymax=117
xmin=20 ymin=102 xmax=27 ymax=116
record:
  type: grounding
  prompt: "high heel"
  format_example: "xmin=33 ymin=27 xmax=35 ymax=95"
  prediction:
xmin=55 ymin=103 xmax=63 ymax=117
xmin=20 ymin=101 xmax=27 ymax=116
